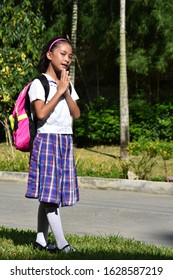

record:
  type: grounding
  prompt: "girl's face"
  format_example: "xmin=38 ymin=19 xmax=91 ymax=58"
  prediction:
xmin=47 ymin=43 xmax=72 ymax=73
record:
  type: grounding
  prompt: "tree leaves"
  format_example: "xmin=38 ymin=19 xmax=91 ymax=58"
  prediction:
xmin=0 ymin=0 xmax=45 ymax=119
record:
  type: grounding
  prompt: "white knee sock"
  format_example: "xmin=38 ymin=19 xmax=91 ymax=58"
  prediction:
xmin=36 ymin=202 xmax=49 ymax=246
xmin=45 ymin=204 xmax=68 ymax=249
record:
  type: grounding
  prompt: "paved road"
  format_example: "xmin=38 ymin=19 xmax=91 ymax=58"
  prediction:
xmin=0 ymin=180 xmax=173 ymax=249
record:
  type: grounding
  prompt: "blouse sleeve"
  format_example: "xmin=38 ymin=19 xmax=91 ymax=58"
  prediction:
xmin=28 ymin=78 xmax=45 ymax=103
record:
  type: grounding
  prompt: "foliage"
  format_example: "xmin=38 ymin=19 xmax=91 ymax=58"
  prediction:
xmin=41 ymin=0 xmax=73 ymax=41
xmin=0 ymin=0 xmax=45 ymax=129
xmin=127 ymin=0 xmax=173 ymax=73
xmin=74 ymin=96 xmax=120 ymax=147
xmin=74 ymin=99 xmax=173 ymax=146
xmin=128 ymin=138 xmax=173 ymax=179
xmin=129 ymin=100 xmax=173 ymax=142
xmin=0 ymin=226 xmax=173 ymax=260
xmin=1 ymin=0 xmax=173 ymax=147
xmin=38 ymin=0 xmax=173 ymax=104
xmin=118 ymin=154 xmax=157 ymax=180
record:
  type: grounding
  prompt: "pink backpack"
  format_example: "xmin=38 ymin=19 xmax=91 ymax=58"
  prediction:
xmin=9 ymin=75 xmax=49 ymax=152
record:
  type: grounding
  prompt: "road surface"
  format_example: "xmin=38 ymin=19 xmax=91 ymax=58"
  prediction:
xmin=0 ymin=180 xmax=173 ymax=248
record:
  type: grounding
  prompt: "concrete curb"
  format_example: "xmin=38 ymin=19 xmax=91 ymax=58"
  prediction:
xmin=79 ymin=176 xmax=173 ymax=195
xmin=0 ymin=171 xmax=28 ymax=182
xmin=1 ymin=171 xmax=173 ymax=195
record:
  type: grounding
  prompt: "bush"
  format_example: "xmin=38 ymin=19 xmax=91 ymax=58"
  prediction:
xmin=127 ymin=138 xmax=173 ymax=180
xmin=129 ymin=101 xmax=173 ymax=141
xmin=74 ymin=96 xmax=120 ymax=147
xmin=74 ymin=97 xmax=173 ymax=147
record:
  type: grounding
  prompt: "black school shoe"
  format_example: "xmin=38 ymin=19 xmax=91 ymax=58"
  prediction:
xmin=35 ymin=242 xmax=56 ymax=253
xmin=57 ymin=244 xmax=77 ymax=253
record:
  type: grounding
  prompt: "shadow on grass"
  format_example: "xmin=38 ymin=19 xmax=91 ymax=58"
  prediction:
xmin=86 ymin=148 xmax=119 ymax=160
xmin=0 ymin=227 xmax=173 ymax=260
xmin=0 ymin=226 xmax=35 ymax=246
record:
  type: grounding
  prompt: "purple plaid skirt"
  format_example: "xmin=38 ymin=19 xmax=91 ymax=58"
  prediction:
xmin=25 ymin=133 xmax=79 ymax=206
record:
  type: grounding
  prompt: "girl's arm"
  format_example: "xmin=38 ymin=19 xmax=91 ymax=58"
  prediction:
xmin=64 ymin=89 xmax=80 ymax=120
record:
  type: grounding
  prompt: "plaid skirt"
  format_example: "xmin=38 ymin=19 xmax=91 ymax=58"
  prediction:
xmin=25 ymin=133 xmax=79 ymax=206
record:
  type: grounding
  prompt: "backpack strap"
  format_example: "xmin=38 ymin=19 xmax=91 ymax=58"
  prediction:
xmin=69 ymin=82 xmax=72 ymax=94
xmin=35 ymin=74 xmax=50 ymax=130
xmin=29 ymin=74 xmax=50 ymax=153
xmin=37 ymin=74 xmax=50 ymax=102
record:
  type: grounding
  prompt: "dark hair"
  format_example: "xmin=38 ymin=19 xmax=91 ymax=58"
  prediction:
xmin=37 ymin=37 xmax=72 ymax=74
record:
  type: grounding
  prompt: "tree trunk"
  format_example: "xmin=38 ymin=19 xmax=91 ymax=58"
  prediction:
xmin=0 ymin=117 xmax=14 ymax=157
xmin=70 ymin=0 xmax=78 ymax=86
xmin=120 ymin=0 xmax=129 ymax=159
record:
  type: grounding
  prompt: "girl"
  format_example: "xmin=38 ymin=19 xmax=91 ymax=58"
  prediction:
xmin=25 ymin=37 xmax=80 ymax=253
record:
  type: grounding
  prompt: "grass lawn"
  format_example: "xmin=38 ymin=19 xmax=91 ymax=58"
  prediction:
xmin=0 ymin=227 xmax=173 ymax=260
xmin=1 ymin=143 xmax=173 ymax=180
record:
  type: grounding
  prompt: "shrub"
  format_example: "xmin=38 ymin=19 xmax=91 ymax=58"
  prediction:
xmin=127 ymin=138 xmax=173 ymax=180
xmin=74 ymin=97 xmax=120 ymax=147
xmin=74 ymin=96 xmax=173 ymax=147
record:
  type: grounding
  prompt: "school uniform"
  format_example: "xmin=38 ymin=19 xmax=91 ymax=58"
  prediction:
xmin=25 ymin=74 xmax=79 ymax=206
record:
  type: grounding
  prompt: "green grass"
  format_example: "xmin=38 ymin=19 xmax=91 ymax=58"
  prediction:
xmin=1 ymin=143 xmax=173 ymax=181
xmin=0 ymin=227 xmax=173 ymax=260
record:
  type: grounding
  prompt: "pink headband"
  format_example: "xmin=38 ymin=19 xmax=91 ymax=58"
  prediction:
xmin=48 ymin=38 xmax=67 ymax=51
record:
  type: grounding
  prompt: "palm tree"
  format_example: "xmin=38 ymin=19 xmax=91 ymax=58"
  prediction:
xmin=120 ymin=0 xmax=129 ymax=159
xmin=70 ymin=0 xmax=78 ymax=85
